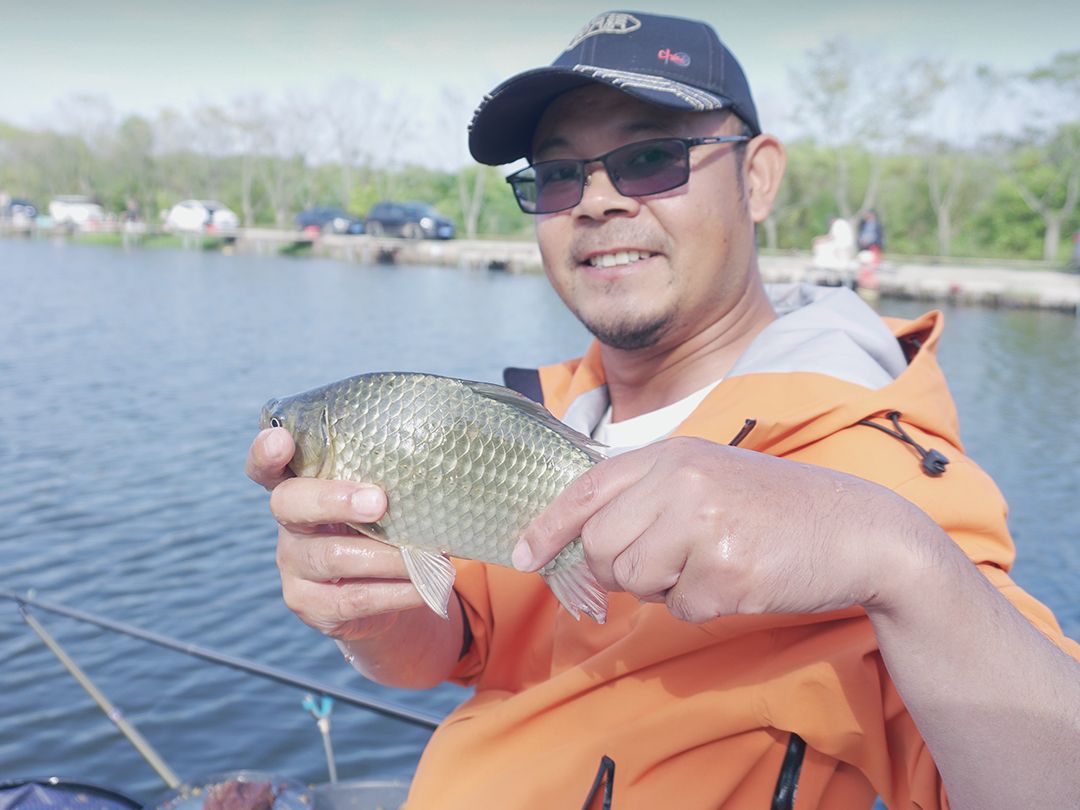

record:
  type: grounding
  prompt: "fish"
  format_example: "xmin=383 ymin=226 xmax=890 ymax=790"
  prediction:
xmin=260 ymin=372 xmax=608 ymax=623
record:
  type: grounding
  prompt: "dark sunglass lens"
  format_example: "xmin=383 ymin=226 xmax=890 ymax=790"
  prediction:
xmin=609 ymin=140 xmax=688 ymax=197
xmin=534 ymin=160 xmax=584 ymax=213
xmin=509 ymin=172 xmax=539 ymax=213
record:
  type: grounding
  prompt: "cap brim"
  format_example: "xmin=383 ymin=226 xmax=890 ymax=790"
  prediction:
xmin=468 ymin=66 xmax=733 ymax=166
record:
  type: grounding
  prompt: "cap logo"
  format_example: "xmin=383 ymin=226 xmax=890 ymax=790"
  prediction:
xmin=657 ymin=48 xmax=691 ymax=68
xmin=565 ymin=12 xmax=641 ymax=50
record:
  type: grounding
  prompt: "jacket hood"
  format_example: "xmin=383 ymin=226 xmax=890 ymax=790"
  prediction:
xmin=542 ymin=284 xmax=960 ymax=460
xmin=728 ymin=284 xmax=907 ymax=386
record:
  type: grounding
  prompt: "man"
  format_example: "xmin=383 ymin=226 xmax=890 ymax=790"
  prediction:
xmin=247 ymin=11 xmax=1080 ymax=809
xmin=857 ymin=210 xmax=885 ymax=253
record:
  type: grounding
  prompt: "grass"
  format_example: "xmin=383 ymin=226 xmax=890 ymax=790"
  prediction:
xmin=66 ymin=231 xmax=241 ymax=252
xmin=279 ymin=241 xmax=313 ymax=256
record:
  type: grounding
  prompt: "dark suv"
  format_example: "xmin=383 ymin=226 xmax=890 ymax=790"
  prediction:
xmin=3 ymin=198 xmax=38 ymax=224
xmin=364 ymin=201 xmax=455 ymax=239
xmin=295 ymin=206 xmax=364 ymax=234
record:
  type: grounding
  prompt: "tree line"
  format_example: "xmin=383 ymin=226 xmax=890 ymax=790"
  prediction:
xmin=1 ymin=42 xmax=1077 ymax=263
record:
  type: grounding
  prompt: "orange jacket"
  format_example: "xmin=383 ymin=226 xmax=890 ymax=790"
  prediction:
xmin=406 ymin=294 xmax=1078 ymax=809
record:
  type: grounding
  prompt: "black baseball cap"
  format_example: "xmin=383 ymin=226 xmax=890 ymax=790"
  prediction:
xmin=468 ymin=10 xmax=761 ymax=166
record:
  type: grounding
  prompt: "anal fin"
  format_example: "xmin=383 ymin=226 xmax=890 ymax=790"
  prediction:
xmin=541 ymin=558 xmax=608 ymax=624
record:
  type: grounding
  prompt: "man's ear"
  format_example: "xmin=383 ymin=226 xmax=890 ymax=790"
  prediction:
xmin=742 ymin=134 xmax=787 ymax=224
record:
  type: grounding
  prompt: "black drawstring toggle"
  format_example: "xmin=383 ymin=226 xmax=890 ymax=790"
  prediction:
xmin=920 ymin=448 xmax=950 ymax=476
xmin=857 ymin=411 xmax=950 ymax=477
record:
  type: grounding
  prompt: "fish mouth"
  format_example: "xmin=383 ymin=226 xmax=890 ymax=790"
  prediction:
xmin=259 ymin=399 xmax=279 ymax=430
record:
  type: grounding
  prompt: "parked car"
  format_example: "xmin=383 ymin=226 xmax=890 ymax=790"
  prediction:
xmin=165 ymin=200 xmax=240 ymax=233
xmin=2 ymin=198 xmax=38 ymax=226
xmin=295 ymin=206 xmax=364 ymax=234
xmin=364 ymin=201 xmax=455 ymax=239
xmin=48 ymin=195 xmax=105 ymax=230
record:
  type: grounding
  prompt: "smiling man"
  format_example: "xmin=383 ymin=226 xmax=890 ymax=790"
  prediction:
xmin=520 ymin=85 xmax=782 ymax=420
xmin=248 ymin=11 xmax=1080 ymax=809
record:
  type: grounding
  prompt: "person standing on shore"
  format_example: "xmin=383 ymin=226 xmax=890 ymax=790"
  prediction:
xmin=248 ymin=11 xmax=1080 ymax=809
xmin=857 ymin=209 xmax=885 ymax=253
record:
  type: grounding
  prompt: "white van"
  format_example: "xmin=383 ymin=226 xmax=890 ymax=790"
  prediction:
xmin=48 ymin=196 xmax=105 ymax=230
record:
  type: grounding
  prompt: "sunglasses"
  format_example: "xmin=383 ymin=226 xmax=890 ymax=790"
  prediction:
xmin=506 ymin=136 xmax=751 ymax=215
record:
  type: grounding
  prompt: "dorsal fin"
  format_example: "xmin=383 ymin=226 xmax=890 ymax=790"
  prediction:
xmin=461 ymin=379 xmax=608 ymax=464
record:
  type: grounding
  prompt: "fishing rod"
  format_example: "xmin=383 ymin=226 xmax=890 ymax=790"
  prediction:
xmin=1 ymin=589 xmax=442 ymax=731
xmin=16 ymin=603 xmax=183 ymax=790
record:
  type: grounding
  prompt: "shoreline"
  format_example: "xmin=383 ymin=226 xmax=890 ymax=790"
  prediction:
xmin=755 ymin=253 xmax=1080 ymax=314
xmin=3 ymin=226 xmax=1077 ymax=313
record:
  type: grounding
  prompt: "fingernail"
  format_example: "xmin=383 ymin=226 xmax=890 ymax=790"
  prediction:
xmin=511 ymin=541 xmax=534 ymax=572
xmin=351 ymin=487 xmax=383 ymax=517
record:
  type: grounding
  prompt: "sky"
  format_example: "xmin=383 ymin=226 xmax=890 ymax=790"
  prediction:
xmin=2 ymin=0 xmax=1078 ymax=167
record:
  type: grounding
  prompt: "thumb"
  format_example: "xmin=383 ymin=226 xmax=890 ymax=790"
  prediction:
xmin=246 ymin=427 xmax=296 ymax=489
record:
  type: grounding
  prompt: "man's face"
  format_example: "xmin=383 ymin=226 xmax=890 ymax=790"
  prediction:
xmin=531 ymin=84 xmax=758 ymax=352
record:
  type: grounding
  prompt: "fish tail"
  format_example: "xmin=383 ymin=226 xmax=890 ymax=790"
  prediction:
xmin=542 ymin=561 xmax=608 ymax=624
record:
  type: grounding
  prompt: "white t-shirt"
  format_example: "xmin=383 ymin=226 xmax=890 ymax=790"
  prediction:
xmin=591 ymin=380 xmax=721 ymax=455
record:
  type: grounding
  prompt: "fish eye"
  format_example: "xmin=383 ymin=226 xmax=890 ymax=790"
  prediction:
xmin=270 ymin=416 xmax=283 ymax=428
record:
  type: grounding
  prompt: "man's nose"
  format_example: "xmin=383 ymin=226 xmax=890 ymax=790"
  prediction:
xmin=573 ymin=163 xmax=640 ymax=219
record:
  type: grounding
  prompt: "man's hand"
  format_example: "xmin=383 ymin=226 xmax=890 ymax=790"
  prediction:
xmin=247 ymin=428 xmax=461 ymax=687
xmin=247 ymin=427 xmax=425 ymax=637
xmin=516 ymin=436 xmax=1080 ymax=809
xmin=514 ymin=436 xmax=915 ymax=622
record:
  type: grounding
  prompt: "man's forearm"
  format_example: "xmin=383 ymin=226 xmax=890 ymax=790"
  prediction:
xmin=867 ymin=520 xmax=1080 ymax=810
xmin=336 ymin=598 xmax=465 ymax=690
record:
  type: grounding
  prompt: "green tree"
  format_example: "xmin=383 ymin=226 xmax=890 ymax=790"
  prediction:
xmin=789 ymin=37 xmax=943 ymax=224
xmin=1002 ymin=124 xmax=1080 ymax=261
xmin=913 ymin=140 xmax=992 ymax=257
xmin=766 ymin=138 xmax=834 ymax=251
xmin=103 ymin=115 xmax=157 ymax=218
xmin=969 ymin=172 xmax=1046 ymax=260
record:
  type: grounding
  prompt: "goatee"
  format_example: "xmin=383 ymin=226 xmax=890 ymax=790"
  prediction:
xmin=586 ymin=315 xmax=672 ymax=351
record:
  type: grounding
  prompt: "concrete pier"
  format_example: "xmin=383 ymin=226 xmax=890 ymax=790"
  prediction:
xmin=3 ymin=223 xmax=1077 ymax=313
xmin=756 ymin=254 xmax=1080 ymax=313
xmin=306 ymin=233 xmax=543 ymax=275
xmin=305 ymin=236 xmax=1080 ymax=313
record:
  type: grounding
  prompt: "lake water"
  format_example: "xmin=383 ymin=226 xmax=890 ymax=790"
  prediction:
xmin=0 ymin=239 xmax=1077 ymax=804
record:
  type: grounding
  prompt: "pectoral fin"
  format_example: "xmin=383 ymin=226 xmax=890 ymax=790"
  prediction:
xmin=400 ymin=546 xmax=457 ymax=620
xmin=349 ymin=521 xmax=389 ymax=543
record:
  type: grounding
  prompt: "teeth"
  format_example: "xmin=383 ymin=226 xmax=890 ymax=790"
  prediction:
xmin=587 ymin=250 xmax=653 ymax=268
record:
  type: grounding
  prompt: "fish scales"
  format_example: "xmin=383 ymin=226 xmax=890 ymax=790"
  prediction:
xmin=261 ymin=372 xmax=608 ymax=622
xmin=328 ymin=373 xmax=578 ymax=563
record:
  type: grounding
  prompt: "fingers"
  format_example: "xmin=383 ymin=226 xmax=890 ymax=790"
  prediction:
xmin=251 ymin=432 xmax=422 ymax=636
xmin=513 ymin=432 xmax=891 ymax=625
xmin=277 ymin=530 xmax=407 ymax=582
xmin=270 ymin=476 xmax=387 ymax=533
xmin=662 ymin=538 xmax=741 ymax=624
xmin=606 ymin=507 xmax=689 ymax=595
xmin=568 ymin=476 xmax=688 ymax=594
xmin=246 ymin=428 xmax=297 ymax=490
xmin=276 ymin=515 xmax=422 ymax=635
xmin=515 ymin=438 xmax=749 ymax=614
xmin=514 ymin=447 xmax=658 ymax=571
xmin=282 ymin=569 xmax=427 ymax=635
